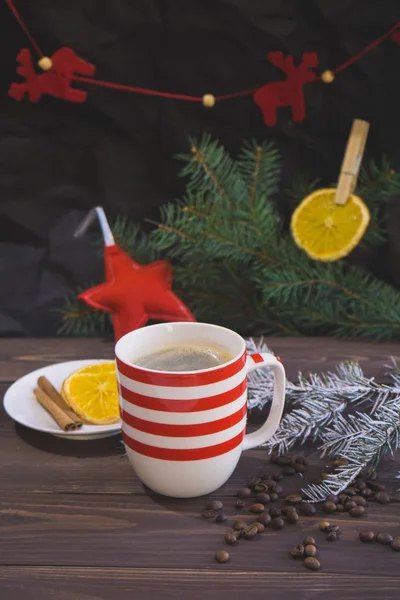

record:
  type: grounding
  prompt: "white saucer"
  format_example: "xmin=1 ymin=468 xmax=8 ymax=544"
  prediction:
xmin=3 ymin=359 xmax=122 ymax=440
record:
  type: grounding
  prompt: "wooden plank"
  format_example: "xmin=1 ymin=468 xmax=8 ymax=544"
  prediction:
xmin=0 ymin=385 xmax=14 ymax=431
xmin=0 ymin=338 xmax=113 ymax=383
xmin=0 ymin=418 xmax=399 ymax=495
xmin=0 ymin=567 xmax=399 ymax=600
xmin=1 ymin=491 xmax=400 ymax=576
xmin=1 ymin=337 xmax=400 ymax=383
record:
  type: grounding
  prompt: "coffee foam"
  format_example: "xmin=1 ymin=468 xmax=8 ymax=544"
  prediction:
xmin=133 ymin=344 xmax=233 ymax=372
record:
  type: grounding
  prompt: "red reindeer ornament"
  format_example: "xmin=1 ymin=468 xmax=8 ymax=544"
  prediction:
xmin=254 ymin=51 xmax=318 ymax=126
xmin=8 ymin=47 xmax=95 ymax=103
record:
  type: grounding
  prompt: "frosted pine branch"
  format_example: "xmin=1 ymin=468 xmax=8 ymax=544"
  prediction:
xmin=303 ymin=397 xmax=400 ymax=501
xmin=246 ymin=339 xmax=396 ymax=452
xmin=266 ymin=362 xmax=385 ymax=452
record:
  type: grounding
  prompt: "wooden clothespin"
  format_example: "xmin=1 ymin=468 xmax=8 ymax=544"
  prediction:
xmin=334 ymin=119 xmax=370 ymax=205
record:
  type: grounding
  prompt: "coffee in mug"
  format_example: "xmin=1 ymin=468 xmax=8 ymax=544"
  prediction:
xmin=133 ymin=343 xmax=233 ymax=372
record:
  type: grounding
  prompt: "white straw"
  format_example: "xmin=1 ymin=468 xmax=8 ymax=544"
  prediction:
xmin=95 ymin=206 xmax=115 ymax=246
xmin=73 ymin=206 xmax=115 ymax=246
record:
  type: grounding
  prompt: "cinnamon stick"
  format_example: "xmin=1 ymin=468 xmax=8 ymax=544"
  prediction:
xmin=34 ymin=387 xmax=82 ymax=432
xmin=37 ymin=376 xmax=82 ymax=426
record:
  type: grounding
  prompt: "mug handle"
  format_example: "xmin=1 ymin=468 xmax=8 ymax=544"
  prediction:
xmin=242 ymin=353 xmax=286 ymax=451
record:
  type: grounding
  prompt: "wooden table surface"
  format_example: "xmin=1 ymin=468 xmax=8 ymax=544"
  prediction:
xmin=1 ymin=337 xmax=400 ymax=600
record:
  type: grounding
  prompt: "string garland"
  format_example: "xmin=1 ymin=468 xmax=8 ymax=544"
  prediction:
xmin=4 ymin=0 xmax=400 ymax=120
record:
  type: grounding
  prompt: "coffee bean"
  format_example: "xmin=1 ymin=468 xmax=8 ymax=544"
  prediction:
xmin=253 ymin=484 xmax=268 ymax=493
xmin=248 ymin=477 xmax=262 ymax=488
xmin=375 ymin=491 xmax=390 ymax=504
xmin=327 ymin=532 xmax=338 ymax=542
xmin=360 ymin=487 xmax=373 ymax=498
xmin=324 ymin=501 xmax=337 ymax=513
xmin=270 ymin=493 xmax=279 ymax=502
xmin=304 ymin=544 xmax=318 ymax=557
xmin=286 ymin=494 xmax=303 ymax=504
xmin=345 ymin=501 xmax=357 ymax=511
xmin=326 ymin=494 xmax=339 ymax=504
xmin=376 ymin=532 xmax=393 ymax=545
xmin=365 ymin=481 xmax=380 ymax=491
xmin=353 ymin=496 xmax=367 ymax=507
xmin=349 ymin=506 xmax=365 ymax=518
xmin=263 ymin=479 xmax=276 ymax=489
xmin=272 ymin=517 xmax=285 ymax=530
xmin=250 ymin=503 xmax=264 ymax=514
xmin=299 ymin=503 xmax=316 ymax=516
xmin=336 ymin=504 xmax=345 ymax=512
xmin=294 ymin=463 xmax=308 ymax=474
xmin=345 ymin=487 xmax=357 ymax=496
xmin=276 ymin=455 xmax=293 ymax=466
xmin=338 ymin=493 xmax=349 ymax=503
xmin=202 ymin=509 xmax=218 ymax=519
xmin=272 ymin=472 xmax=283 ymax=481
xmin=303 ymin=536 xmax=316 ymax=546
xmin=233 ymin=520 xmax=247 ymax=531
xmin=254 ymin=522 xmax=265 ymax=533
xmin=290 ymin=544 xmax=305 ymax=559
xmin=270 ymin=508 xmax=281 ymax=519
xmin=359 ymin=531 xmax=375 ymax=543
xmin=304 ymin=557 xmax=321 ymax=571
xmin=243 ymin=524 xmax=259 ymax=539
xmin=274 ymin=484 xmax=284 ymax=496
xmin=282 ymin=466 xmax=296 ymax=476
xmin=319 ymin=521 xmax=331 ymax=531
xmin=357 ymin=481 xmax=367 ymax=490
xmin=236 ymin=487 xmax=251 ymax=499
xmin=285 ymin=509 xmax=299 ymax=524
xmin=207 ymin=500 xmax=223 ymax=511
xmin=270 ymin=451 xmax=279 ymax=464
xmin=215 ymin=550 xmax=230 ymax=563
xmin=374 ymin=484 xmax=387 ymax=492
xmin=225 ymin=532 xmax=238 ymax=545
xmin=257 ymin=512 xmax=272 ymax=527
xmin=295 ymin=456 xmax=308 ymax=467
xmin=333 ymin=457 xmax=349 ymax=467
xmin=285 ymin=505 xmax=298 ymax=515
xmin=390 ymin=537 xmax=400 ymax=552
xmin=235 ymin=499 xmax=245 ymax=509
xmin=256 ymin=493 xmax=270 ymax=504
xmin=216 ymin=513 xmax=227 ymax=523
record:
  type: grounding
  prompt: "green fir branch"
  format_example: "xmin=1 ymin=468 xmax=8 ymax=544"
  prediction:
xmin=56 ymin=288 xmax=113 ymax=337
xmin=177 ymin=134 xmax=247 ymax=208
xmin=110 ymin=216 xmax=160 ymax=263
xmin=58 ymin=135 xmax=400 ymax=341
xmin=356 ymin=158 xmax=400 ymax=246
xmin=284 ymin=175 xmax=320 ymax=210
xmin=236 ymin=140 xmax=281 ymax=203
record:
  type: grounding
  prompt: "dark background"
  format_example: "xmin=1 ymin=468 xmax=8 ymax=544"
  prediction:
xmin=0 ymin=0 xmax=399 ymax=336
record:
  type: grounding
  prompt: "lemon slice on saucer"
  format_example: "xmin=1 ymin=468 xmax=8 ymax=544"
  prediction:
xmin=62 ymin=362 xmax=119 ymax=425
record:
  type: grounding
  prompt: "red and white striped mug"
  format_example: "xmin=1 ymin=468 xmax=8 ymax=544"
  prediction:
xmin=115 ymin=322 xmax=286 ymax=498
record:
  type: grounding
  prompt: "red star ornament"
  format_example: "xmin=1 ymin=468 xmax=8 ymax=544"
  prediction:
xmin=79 ymin=244 xmax=195 ymax=341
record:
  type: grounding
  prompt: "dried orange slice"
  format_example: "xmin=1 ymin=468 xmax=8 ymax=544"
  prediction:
xmin=291 ymin=188 xmax=370 ymax=262
xmin=62 ymin=362 xmax=119 ymax=425
xmin=75 ymin=362 xmax=116 ymax=375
